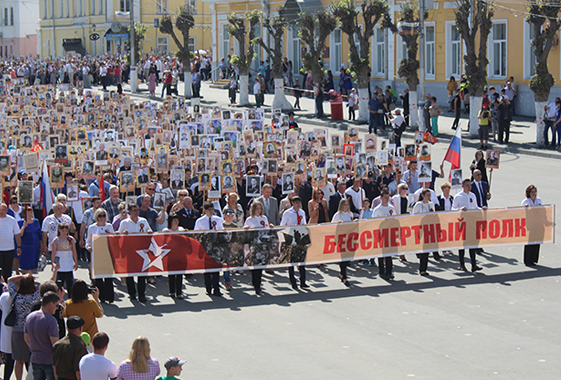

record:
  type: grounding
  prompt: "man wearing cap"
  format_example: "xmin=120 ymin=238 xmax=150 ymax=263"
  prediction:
xmin=79 ymin=332 xmax=117 ymax=380
xmin=158 ymin=357 xmax=185 ymax=379
xmin=53 ymin=316 xmax=88 ymax=380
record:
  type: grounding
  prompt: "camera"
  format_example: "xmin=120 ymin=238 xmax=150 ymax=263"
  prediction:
xmin=88 ymin=285 xmax=97 ymax=293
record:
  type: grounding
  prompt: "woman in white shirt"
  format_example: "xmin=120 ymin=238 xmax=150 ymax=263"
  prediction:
xmin=411 ymin=189 xmax=435 ymax=276
xmin=521 ymin=185 xmax=543 ymax=266
xmin=331 ymin=199 xmax=353 ymax=286
xmin=391 ymin=183 xmax=409 ymax=262
xmin=244 ymin=202 xmax=269 ymax=295
xmin=86 ymin=209 xmax=115 ymax=303
xmin=163 ymin=214 xmax=186 ymax=298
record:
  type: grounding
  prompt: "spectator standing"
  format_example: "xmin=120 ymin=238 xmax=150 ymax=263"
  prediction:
xmin=116 ymin=336 xmax=160 ymax=380
xmin=79 ymin=332 xmax=118 ymax=380
xmin=16 ymin=206 xmax=41 ymax=275
xmin=0 ymin=203 xmax=22 ymax=281
xmin=53 ymin=316 xmax=88 ymax=380
xmin=446 ymin=76 xmax=458 ymax=111
xmin=63 ymin=280 xmax=103 ymax=338
xmin=348 ymin=88 xmax=358 ymax=121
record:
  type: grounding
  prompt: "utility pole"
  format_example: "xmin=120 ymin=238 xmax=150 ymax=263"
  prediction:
xmin=130 ymin=0 xmax=138 ymax=93
xmin=418 ymin=0 xmax=426 ymax=131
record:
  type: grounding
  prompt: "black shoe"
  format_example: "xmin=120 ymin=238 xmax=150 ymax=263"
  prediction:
xmin=300 ymin=283 xmax=310 ymax=289
xmin=291 ymin=283 xmax=298 ymax=290
xmin=255 ymin=288 xmax=262 ymax=295
xmin=129 ymin=295 xmax=137 ymax=301
xmin=387 ymin=274 xmax=395 ymax=280
xmin=472 ymin=266 xmax=483 ymax=272
xmin=206 ymin=289 xmax=212 ymax=296
xmin=138 ymin=297 xmax=147 ymax=303
xmin=459 ymin=265 xmax=468 ymax=272
xmin=433 ymin=253 xmax=442 ymax=261
xmin=213 ymin=290 xmax=222 ymax=297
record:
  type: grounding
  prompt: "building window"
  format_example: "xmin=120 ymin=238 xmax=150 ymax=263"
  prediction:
xmin=60 ymin=0 xmax=63 ymax=17
xmin=10 ymin=7 xmax=14 ymax=25
xmin=185 ymin=0 xmax=196 ymax=14
xmin=396 ymin=35 xmax=408 ymax=79
xmin=332 ymin=29 xmax=342 ymax=72
xmin=425 ymin=25 xmax=435 ymax=78
xmin=91 ymin=0 xmax=95 ymax=15
xmin=4 ymin=8 xmax=7 ymax=26
xmin=157 ymin=37 xmax=168 ymax=53
xmin=188 ymin=37 xmax=195 ymax=52
xmin=221 ymin=24 xmax=230 ymax=61
xmin=44 ymin=0 xmax=48 ymax=18
xmin=120 ymin=0 xmax=130 ymax=12
xmin=99 ymin=0 xmax=103 ymax=15
xmin=491 ymin=22 xmax=507 ymax=78
xmin=525 ymin=23 xmax=537 ymax=79
xmin=66 ymin=0 xmax=69 ymax=17
xmin=446 ymin=22 xmax=461 ymax=78
xmin=156 ymin=0 xmax=168 ymax=14
xmin=290 ymin=25 xmax=301 ymax=76
xmin=373 ymin=26 xmax=385 ymax=76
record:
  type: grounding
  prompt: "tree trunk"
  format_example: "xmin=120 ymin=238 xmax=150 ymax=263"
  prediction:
xmin=183 ymin=70 xmax=192 ymax=98
xmin=357 ymin=87 xmax=370 ymax=123
xmin=469 ymin=96 xmax=482 ymax=136
xmin=239 ymin=75 xmax=250 ymax=106
xmin=272 ymin=78 xmax=292 ymax=111
xmin=409 ymin=90 xmax=418 ymax=128
xmin=535 ymin=100 xmax=547 ymax=146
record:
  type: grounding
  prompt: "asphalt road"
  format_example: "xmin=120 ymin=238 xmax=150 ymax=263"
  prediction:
xmin=27 ymin=84 xmax=561 ymax=380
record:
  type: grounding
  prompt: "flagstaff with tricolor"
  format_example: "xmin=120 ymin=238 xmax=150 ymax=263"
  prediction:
xmin=41 ymin=161 xmax=55 ymax=219
xmin=443 ymin=125 xmax=462 ymax=179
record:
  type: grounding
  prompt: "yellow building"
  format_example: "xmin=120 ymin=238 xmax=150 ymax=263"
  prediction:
xmin=39 ymin=0 xmax=212 ymax=59
xmin=204 ymin=0 xmax=557 ymax=116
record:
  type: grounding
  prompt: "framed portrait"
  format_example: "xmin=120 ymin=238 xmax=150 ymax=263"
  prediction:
xmin=451 ymin=168 xmax=462 ymax=187
xmin=82 ymin=197 xmax=94 ymax=212
xmin=246 ymin=175 xmax=261 ymax=197
xmin=66 ymin=183 xmax=79 ymax=202
xmin=377 ymin=150 xmax=388 ymax=166
xmin=415 ymin=131 xmax=424 ymax=145
xmin=125 ymin=196 xmax=137 ymax=208
xmin=153 ymin=192 xmax=166 ymax=210
xmin=354 ymin=163 xmax=367 ymax=180
xmin=135 ymin=166 xmax=150 ymax=187
xmin=23 ymin=153 xmax=39 ymax=172
xmin=419 ymin=143 xmax=431 ymax=161
xmin=419 ymin=161 xmax=432 ymax=181
xmin=485 ymin=149 xmax=500 ymax=169
xmin=282 ymin=172 xmax=295 ymax=195
xmin=81 ymin=160 xmax=95 ymax=179
xmin=50 ymin=165 xmax=64 ymax=188
xmin=364 ymin=134 xmax=377 ymax=153
xmin=208 ymin=176 xmax=221 ymax=199
xmin=311 ymin=167 xmax=326 ymax=188
xmin=404 ymin=144 xmax=416 ymax=161
xmin=199 ymin=172 xmax=211 ymax=191
xmin=222 ymin=175 xmax=236 ymax=193
xmin=155 ymin=154 xmax=168 ymax=173
xmin=120 ymin=171 xmax=135 ymax=193
xmin=17 ymin=181 xmax=34 ymax=204
xmin=170 ymin=169 xmax=185 ymax=190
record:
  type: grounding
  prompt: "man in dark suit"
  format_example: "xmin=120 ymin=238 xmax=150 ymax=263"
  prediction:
xmin=255 ymin=184 xmax=280 ymax=226
xmin=328 ymin=182 xmax=347 ymax=219
xmin=177 ymin=196 xmax=200 ymax=230
xmin=470 ymin=169 xmax=490 ymax=208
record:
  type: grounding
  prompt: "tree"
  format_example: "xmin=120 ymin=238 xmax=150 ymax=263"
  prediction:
xmin=258 ymin=8 xmax=292 ymax=111
xmin=160 ymin=6 xmax=195 ymax=98
xmin=127 ymin=22 xmax=147 ymax=65
xmin=299 ymin=11 xmax=337 ymax=85
xmin=387 ymin=2 xmax=427 ymax=128
xmin=455 ymin=0 xmax=494 ymax=136
xmin=228 ymin=11 xmax=261 ymax=106
xmin=332 ymin=0 xmax=392 ymax=122
xmin=526 ymin=0 xmax=561 ymax=145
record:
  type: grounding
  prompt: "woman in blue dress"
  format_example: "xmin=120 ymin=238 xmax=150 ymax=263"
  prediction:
xmin=16 ymin=206 xmax=42 ymax=274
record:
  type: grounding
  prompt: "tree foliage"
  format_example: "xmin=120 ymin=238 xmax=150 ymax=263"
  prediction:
xmin=331 ymin=0 xmax=392 ymax=88
xmin=526 ymin=0 xmax=561 ymax=101
xmin=299 ymin=10 xmax=337 ymax=84
xmin=127 ymin=22 xmax=147 ymax=64
xmin=454 ymin=0 xmax=494 ymax=97
xmin=258 ymin=8 xmax=288 ymax=79
xmin=227 ymin=11 xmax=261 ymax=76
xmin=159 ymin=6 xmax=195 ymax=69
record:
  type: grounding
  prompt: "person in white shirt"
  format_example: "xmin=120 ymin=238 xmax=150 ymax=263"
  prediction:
xmin=0 ymin=204 xmax=22 ymax=281
xmin=118 ymin=204 xmax=152 ymax=303
xmin=402 ymin=161 xmax=421 ymax=193
xmin=194 ymin=202 xmax=224 ymax=296
xmin=345 ymin=179 xmax=366 ymax=218
xmin=331 ymin=198 xmax=354 ymax=286
xmin=253 ymin=79 xmax=261 ymax=106
xmin=389 ymin=109 xmax=405 ymax=147
xmin=452 ymin=179 xmax=484 ymax=273
xmin=521 ymin=185 xmax=543 ymax=266
xmin=414 ymin=182 xmax=442 ymax=261
xmin=372 ymin=190 xmax=396 ymax=280
xmin=41 ymin=202 xmax=75 ymax=256
xmin=243 ymin=202 xmax=270 ymax=295
xmin=543 ymin=98 xmax=559 ymax=147
xmin=86 ymin=209 xmax=115 ymax=303
xmin=79 ymin=332 xmax=117 ymax=380
xmin=280 ymin=196 xmax=308 ymax=290
xmin=411 ymin=189 xmax=435 ymax=276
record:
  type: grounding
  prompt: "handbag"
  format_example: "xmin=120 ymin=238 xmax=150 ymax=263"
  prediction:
xmin=353 ymin=104 xmax=359 ymax=111
xmin=4 ymin=295 xmax=17 ymax=326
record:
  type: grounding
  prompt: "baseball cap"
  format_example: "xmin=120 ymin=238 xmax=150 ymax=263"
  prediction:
xmin=67 ymin=316 xmax=85 ymax=330
xmin=164 ymin=357 xmax=186 ymax=370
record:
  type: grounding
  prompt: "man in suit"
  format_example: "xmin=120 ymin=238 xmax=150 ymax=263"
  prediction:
xmin=255 ymin=184 xmax=280 ymax=226
xmin=177 ymin=196 xmax=200 ymax=230
xmin=470 ymin=169 xmax=490 ymax=208
xmin=328 ymin=182 xmax=347 ymax=219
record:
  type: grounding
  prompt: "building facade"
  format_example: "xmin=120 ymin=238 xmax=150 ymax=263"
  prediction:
xmin=38 ymin=0 xmax=211 ymax=59
xmin=0 ymin=0 xmax=40 ymax=59
xmin=205 ymin=0 xmax=561 ymax=117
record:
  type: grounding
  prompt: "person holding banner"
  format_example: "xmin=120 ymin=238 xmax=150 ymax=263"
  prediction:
xmin=412 ymin=189 xmax=436 ymax=276
xmin=452 ymin=179 xmax=484 ymax=273
xmin=194 ymin=202 xmax=224 ymax=297
xmin=86 ymin=209 xmax=115 ymax=303
xmin=118 ymin=204 xmax=153 ymax=303
xmin=308 ymin=188 xmax=329 ymax=224
xmin=244 ymin=202 xmax=270 ymax=295
xmin=372 ymin=190 xmax=396 ymax=279
xmin=280 ymin=197 xmax=309 ymax=290
xmin=522 ymin=185 xmax=543 ymax=266
xmin=332 ymin=198 xmax=354 ymax=286
xmin=163 ymin=214 xmax=185 ymax=298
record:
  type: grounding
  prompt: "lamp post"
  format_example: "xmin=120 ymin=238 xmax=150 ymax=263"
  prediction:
xmin=130 ymin=0 xmax=137 ymax=93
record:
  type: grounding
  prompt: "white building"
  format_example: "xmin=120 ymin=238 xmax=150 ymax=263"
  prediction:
xmin=0 ymin=0 xmax=40 ymax=58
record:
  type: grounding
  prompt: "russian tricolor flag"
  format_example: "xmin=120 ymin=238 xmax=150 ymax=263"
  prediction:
xmin=444 ymin=127 xmax=461 ymax=171
xmin=41 ymin=161 xmax=55 ymax=218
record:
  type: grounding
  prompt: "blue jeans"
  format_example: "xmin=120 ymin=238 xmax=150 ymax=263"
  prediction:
xmin=369 ymin=115 xmax=377 ymax=134
xmin=544 ymin=119 xmax=555 ymax=146
xmin=223 ymin=270 xmax=231 ymax=284
xmin=33 ymin=363 xmax=55 ymax=380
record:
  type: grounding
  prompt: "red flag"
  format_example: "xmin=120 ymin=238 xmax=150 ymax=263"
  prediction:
xmin=99 ymin=176 xmax=106 ymax=202
xmin=106 ymin=235 xmax=223 ymax=275
xmin=423 ymin=130 xmax=439 ymax=144
xmin=31 ymin=141 xmax=44 ymax=152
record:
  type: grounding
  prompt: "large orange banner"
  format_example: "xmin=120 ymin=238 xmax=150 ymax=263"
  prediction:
xmin=92 ymin=206 xmax=555 ymax=278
